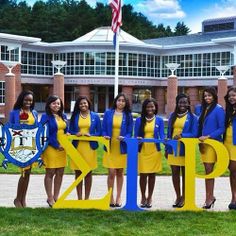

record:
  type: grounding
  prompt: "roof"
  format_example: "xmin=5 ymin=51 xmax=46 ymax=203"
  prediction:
xmin=143 ymin=30 xmax=236 ymax=46
xmin=203 ymin=15 xmax=236 ymax=24
xmin=72 ymin=26 xmax=145 ymax=45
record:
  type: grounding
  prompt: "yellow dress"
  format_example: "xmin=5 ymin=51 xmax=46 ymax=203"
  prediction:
xmin=70 ymin=114 xmax=97 ymax=170
xmin=167 ymin=115 xmax=187 ymax=166
xmin=138 ymin=119 xmax=162 ymax=173
xmin=224 ymin=124 xmax=236 ymax=161
xmin=42 ymin=117 xmax=67 ymax=168
xmin=103 ymin=114 xmax=126 ymax=168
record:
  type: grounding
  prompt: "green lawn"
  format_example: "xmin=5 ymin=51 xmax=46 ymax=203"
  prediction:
xmin=0 ymin=208 xmax=236 ymax=235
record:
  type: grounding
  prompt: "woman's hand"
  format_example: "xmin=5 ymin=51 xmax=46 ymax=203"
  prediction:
xmin=76 ymin=132 xmax=83 ymax=137
xmin=173 ymin=134 xmax=182 ymax=140
xmin=117 ymin=136 xmax=124 ymax=141
xmin=84 ymin=133 xmax=91 ymax=137
xmin=58 ymin=146 xmax=64 ymax=151
xmin=199 ymin=135 xmax=210 ymax=142
xmin=104 ymin=136 xmax=110 ymax=140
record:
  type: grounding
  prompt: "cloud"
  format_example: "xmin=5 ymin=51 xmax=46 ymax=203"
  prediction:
xmin=203 ymin=0 xmax=236 ymax=19
xmin=136 ymin=0 xmax=186 ymax=19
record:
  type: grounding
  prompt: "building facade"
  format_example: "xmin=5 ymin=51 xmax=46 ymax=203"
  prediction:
xmin=1 ymin=16 xmax=236 ymax=119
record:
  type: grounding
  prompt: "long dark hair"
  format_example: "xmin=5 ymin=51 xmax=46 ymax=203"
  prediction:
xmin=70 ymin=96 xmax=92 ymax=123
xmin=45 ymin=95 xmax=64 ymax=119
xmin=112 ymin=93 xmax=131 ymax=115
xmin=13 ymin=90 xmax=35 ymax=110
xmin=225 ymin=86 xmax=236 ymax=128
xmin=198 ymin=87 xmax=218 ymax=135
xmin=139 ymin=98 xmax=158 ymax=136
xmin=169 ymin=93 xmax=192 ymax=137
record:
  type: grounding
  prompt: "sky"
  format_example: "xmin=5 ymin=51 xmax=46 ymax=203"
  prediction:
xmin=26 ymin=0 xmax=236 ymax=33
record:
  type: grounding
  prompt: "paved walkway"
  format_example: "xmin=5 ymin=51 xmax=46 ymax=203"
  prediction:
xmin=0 ymin=174 xmax=232 ymax=211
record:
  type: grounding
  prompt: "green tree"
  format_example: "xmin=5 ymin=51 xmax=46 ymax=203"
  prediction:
xmin=174 ymin=21 xmax=191 ymax=36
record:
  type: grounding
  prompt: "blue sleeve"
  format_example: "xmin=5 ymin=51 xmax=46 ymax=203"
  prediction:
xmin=63 ymin=114 xmax=69 ymax=133
xmin=209 ymin=108 xmax=225 ymax=139
xmin=69 ymin=116 xmax=77 ymax=135
xmin=9 ymin=111 xmax=15 ymax=124
xmin=94 ymin=114 xmax=102 ymax=136
xmin=102 ymin=111 xmax=109 ymax=136
xmin=40 ymin=114 xmax=48 ymax=125
xmin=159 ymin=118 xmax=165 ymax=140
xmin=182 ymin=114 xmax=198 ymax=138
xmin=134 ymin=117 xmax=141 ymax=138
xmin=125 ymin=113 xmax=133 ymax=138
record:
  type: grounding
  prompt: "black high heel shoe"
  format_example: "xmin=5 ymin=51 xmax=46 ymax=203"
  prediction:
xmin=202 ymin=198 xmax=216 ymax=209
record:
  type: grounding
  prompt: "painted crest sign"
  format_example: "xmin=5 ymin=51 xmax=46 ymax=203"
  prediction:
xmin=0 ymin=122 xmax=48 ymax=168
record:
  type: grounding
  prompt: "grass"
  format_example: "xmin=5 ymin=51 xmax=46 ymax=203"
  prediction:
xmin=0 ymin=208 xmax=236 ymax=235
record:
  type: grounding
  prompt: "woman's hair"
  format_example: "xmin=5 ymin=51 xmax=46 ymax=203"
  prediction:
xmin=169 ymin=93 xmax=192 ymax=137
xmin=198 ymin=87 xmax=218 ymax=135
xmin=224 ymin=86 xmax=236 ymax=128
xmin=13 ymin=90 xmax=35 ymax=110
xmin=45 ymin=95 xmax=64 ymax=118
xmin=139 ymin=98 xmax=158 ymax=136
xmin=112 ymin=93 xmax=131 ymax=114
xmin=70 ymin=96 xmax=92 ymax=123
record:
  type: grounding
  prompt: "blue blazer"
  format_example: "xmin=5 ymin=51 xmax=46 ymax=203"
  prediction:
xmin=134 ymin=116 xmax=165 ymax=152
xmin=102 ymin=109 xmax=133 ymax=154
xmin=166 ymin=112 xmax=198 ymax=156
xmin=40 ymin=113 xmax=68 ymax=149
xmin=200 ymin=104 xmax=225 ymax=142
xmin=69 ymin=111 xmax=101 ymax=150
xmin=9 ymin=109 xmax=38 ymax=125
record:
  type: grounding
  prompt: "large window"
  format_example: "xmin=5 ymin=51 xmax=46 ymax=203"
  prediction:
xmin=0 ymin=82 xmax=5 ymax=104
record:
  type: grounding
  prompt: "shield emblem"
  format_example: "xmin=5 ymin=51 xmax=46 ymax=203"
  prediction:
xmin=0 ymin=122 xmax=49 ymax=168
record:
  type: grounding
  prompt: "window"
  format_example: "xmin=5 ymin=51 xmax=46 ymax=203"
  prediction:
xmin=0 ymin=81 xmax=5 ymax=104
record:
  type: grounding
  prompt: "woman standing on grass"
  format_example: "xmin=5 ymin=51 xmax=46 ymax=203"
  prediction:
xmin=224 ymin=86 xmax=236 ymax=210
xmin=40 ymin=95 xmax=69 ymax=207
xmin=166 ymin=94 xmax=198 ymax=208
xmin=69 ymin=96 xmax=101 ymax=200
xmin=9 ymin=90 xmax=38 ymax=208
xmin=198 ymin=87 xmax=225 ymax=209
xmin=102 ymin=93 xmax=133 ymax=208
xmin=134 ymin=98 xmax=165 ymax=208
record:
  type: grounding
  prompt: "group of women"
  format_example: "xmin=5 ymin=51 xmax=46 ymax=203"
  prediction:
xmin=8 ymin=86 xmax=236 ymax=210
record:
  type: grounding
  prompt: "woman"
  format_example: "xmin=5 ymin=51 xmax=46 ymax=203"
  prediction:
xmin=134 ymin=98 xmax=165 ymax=208
xmin=9 ymin=90 xmax=38 ymax=208
xmin=166 ymin=94 xmax=198 ymax=208
xmin=198 ymin=87 xmax=225 ymax=209
xmin=69 ymin=96 xmax=101 ymax=200
xmin=224 ymin=86 xmax=236 ymax=210
xmin=102 ymin=93 xmax=133 ymax=207
xmin=40 ymin=95 xmax=69 ymax=207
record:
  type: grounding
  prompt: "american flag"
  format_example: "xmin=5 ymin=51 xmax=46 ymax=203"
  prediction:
xmin=109 ymin=0 xmax=122 ymax=33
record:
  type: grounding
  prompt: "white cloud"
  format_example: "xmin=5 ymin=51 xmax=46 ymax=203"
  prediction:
xmin=203 ymin=0 xmax=236 ymax=20
xmin=136 ymin=0 xmax=186 ymax=19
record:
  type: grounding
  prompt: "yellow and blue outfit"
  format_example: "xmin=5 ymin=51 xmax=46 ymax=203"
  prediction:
xmin=224 ymin=117 xmax=236 ymax=161
xmin=199 ymin=104 xmax=225 ymax=163
xmin=69 ymin=111 xmax=101 ymax=170
xmin=166 ymin=112 xmax=198 ymax=166
xmin=102 ymin=109 xmax=133 ymax=169
xmin=40 ymin=113 xmax=68 ymax=168
xmin=134 ymin=116 xmax=165 ymax=173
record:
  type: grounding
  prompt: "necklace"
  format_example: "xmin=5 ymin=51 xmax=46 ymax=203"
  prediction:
xmin=177 ymin=110 xmax=188 ymax=117
xmin=145 ymin=115 xmax=155 ymax=121
xmin=80 ymin=112 xmax=88 ymax=119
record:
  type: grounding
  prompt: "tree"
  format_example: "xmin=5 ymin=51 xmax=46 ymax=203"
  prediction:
xmin=174 ymin=21 xmax=191 ymax=36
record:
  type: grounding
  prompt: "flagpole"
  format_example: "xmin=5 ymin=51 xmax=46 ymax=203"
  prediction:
xmin=114 ymin=29 xmax=119 ymax=98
